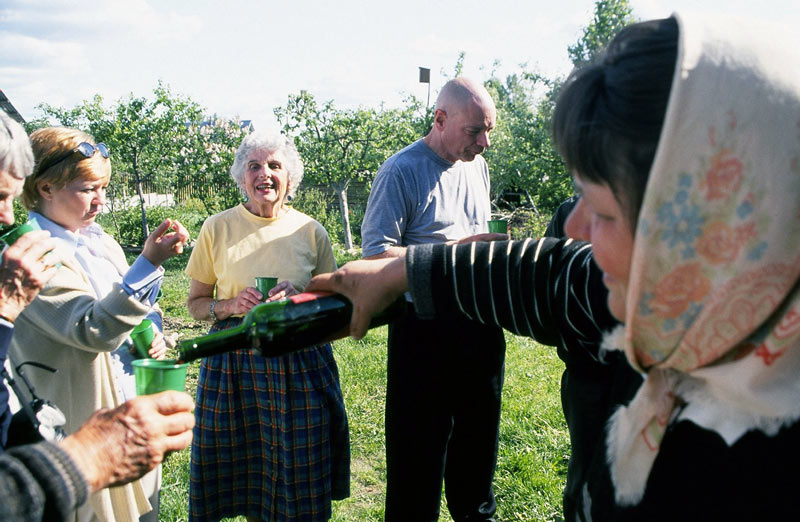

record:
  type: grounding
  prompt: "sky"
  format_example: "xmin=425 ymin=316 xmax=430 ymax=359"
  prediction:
xmin=2 ymin=0 xmax=798 ymax=131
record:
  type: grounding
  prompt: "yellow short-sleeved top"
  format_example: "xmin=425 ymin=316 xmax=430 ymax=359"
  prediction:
xmin=185 ymin=204 xmax=337 ymax=310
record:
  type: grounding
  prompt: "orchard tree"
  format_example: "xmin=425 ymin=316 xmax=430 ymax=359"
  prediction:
xmin=31 ymin=82 xmax=242 ymax=244
xmin=275 ymin=91 xmax=421 ymax=250
xmin=568 ymin=0 xmax=636 ymax=67
xmin=483 ymin=71 xmax=571 ymax=218
xmin=175 ymin=117 xmax=248 ymax=214
xmin=106 ymin=82 xmax=205 ymax=241
xmin=482 ymin=0 xmax=636 ymax=222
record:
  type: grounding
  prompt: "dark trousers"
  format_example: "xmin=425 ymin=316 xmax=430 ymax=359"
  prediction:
xmin=384 ymin=310 xmax=506 ymax=522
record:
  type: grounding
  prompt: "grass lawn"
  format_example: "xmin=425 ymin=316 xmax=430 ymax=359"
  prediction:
xmin=155 ymin=252 xmax=569 ymax=521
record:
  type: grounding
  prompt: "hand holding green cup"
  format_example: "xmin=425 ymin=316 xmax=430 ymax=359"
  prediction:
xmin=132 ymin=359 xmax=189 ymax=395
xmin=487 ymin=219 xmax=509 ymax=235
xmin=130 ymin=319 xmax=155 ymax=359
xmin=0 ymin=217 xmax=61 ymax=268
xmin=255 ymin=277 xmax=278 ymax=301
xmin=0 ymin=217 xmax=41 ymax=247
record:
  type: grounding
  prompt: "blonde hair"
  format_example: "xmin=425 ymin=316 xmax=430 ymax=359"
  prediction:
xmin=23 ymin=127 xmax=111 ymax=210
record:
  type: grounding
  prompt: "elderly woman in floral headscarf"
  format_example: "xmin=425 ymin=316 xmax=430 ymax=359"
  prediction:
xmin=307 ymin=12 xmax=800 ymax=521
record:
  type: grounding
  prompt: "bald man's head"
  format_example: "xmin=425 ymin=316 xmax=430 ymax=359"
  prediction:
xmin=425 ymin=78 xmax=497 ymax=163
xmin=435 ymin=78 xmax=496 ymax=117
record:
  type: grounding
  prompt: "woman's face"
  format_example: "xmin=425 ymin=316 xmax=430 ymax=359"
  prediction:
xmin=564 ymin=175 xmax=634 ymax=322
xmin=0 ymin=171 xmax=23 ymax=225
xmin=39 ymin=176 xmax=107 ymax=232
xmin=243 ymin=148 xmax=290 ymax=218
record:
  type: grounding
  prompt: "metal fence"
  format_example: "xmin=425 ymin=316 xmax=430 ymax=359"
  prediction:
xmin=109 ymin=171 xmax=369 ymax=210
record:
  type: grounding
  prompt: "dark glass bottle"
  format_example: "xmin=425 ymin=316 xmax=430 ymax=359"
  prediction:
xmin=177 ymin=292 xmax=407 ymax=363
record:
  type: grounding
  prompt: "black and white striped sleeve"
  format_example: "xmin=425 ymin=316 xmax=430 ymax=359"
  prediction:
xmin=406 ymin=238 xmax=615 ymax=349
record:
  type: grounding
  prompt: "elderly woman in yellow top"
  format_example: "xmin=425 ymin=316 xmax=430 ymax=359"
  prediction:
xmin=8 ymin=126 xmax=189 ymax=522
xmin=185 ymin=129 xmax=349 ymax=521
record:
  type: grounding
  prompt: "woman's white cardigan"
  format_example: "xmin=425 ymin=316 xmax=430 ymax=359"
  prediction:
xmin=9 ymin=231 xmax=159 ymax=522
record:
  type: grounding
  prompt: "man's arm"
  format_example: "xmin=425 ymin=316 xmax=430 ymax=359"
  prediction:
xmin=0 ymin=390 xmax=194 ymax=521
xmin=307 ymin=238 xmax=617 ymax=349
xmin=0 ymin=440 xmax=88 ymax=521
xmin=59 ymin=391 xmax=194 ymax=492
xmin=363 ymin=246 xmax=407 ymax=260
xmin=360 ymin=161 xmax=411 ymax=259
xmin=408 ymin=239 xmax=616 ymax=348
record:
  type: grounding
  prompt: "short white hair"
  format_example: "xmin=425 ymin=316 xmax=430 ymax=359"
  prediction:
xmin=0 ymin=111 xmax=34 ymax=180
xmin=230 ymin=130 xmax=304 ymax=199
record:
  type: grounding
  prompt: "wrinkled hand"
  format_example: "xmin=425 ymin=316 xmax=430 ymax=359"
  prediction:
xmin=230 ymin=287 xmax=263 ymax=315
xmin=305 ymin=257 xmax=407 ymax=339
xmin=60 ymin=390 xmax=194 ymax=492
xmin=141 ymin=219 xmax=190 ymax=267
xmin=0 ymin=230 xmax=60 ymax=321
xmin=264 ymin=280 xmax=299 ymax=302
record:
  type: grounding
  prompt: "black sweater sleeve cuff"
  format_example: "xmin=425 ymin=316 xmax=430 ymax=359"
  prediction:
xmin=6 ymin=441 xmax=89 ymax=520
xmin=407 ymin=243 xmax=438 ymax=319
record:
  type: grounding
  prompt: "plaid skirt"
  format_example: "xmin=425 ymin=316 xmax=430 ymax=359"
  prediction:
xmin=188 ymin=317 xmax=350 ymax=522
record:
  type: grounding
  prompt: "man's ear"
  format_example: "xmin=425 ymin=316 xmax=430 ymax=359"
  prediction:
xmin=433 ymin=109 xmax=447 ymax=130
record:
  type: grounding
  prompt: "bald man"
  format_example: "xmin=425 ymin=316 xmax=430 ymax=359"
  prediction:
xmin=361 ymin=78 xmax=506 ymax=521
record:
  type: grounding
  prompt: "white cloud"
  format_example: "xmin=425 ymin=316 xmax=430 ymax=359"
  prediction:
xmin=0 ymin=32 xmax=84 ymax=69
xmin=3 ymin=0 xmax=798 ymax=128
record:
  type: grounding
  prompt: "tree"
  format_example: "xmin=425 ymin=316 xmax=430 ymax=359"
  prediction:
xmin=568 ymin=0 xmax=636 ymax=67
xmin=107 ymin=82 xmax=204 ymax=241
xmin=174 ymin=117 xmax=249 ymax=215
xmin=481 ymin=0 xmax=637 ymax=223
xmin=31 ymin=82 xmax=244 ymax=244
xmin=275 ymin=91 xmax=422 ymax=250
xmin=483 ymin=70 xmax=571 ymax=218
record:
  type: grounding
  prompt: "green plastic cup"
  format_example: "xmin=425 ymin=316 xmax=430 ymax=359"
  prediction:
xmin=130 ymin=319 xmax=155 ymax=359
xmin=255 ymin=277 xmax=278 ymax=301
xmin=0 ymin=218 xmax=40 ymax=246
xmin=132 ymin=359 xmax=188 ymax=395
xmin=487 ymin=219 xmax=508 ymax=234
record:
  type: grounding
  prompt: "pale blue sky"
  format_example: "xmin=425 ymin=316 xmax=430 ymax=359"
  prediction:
xmin=2 ymin=0 xmax=797 ymax=130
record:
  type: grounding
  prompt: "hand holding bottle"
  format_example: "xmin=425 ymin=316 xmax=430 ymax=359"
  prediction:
xmin=178 ymin=289 xmax=408 ymax=363
xmin=305 ymin=257 xmax=408 ymax=340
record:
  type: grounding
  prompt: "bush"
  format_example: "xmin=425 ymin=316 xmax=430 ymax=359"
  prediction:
xmin=509 ymin=208 xmax=551 ymax=240
xmin=334 ymin=245 xmax=362 ymax=266
xmin=0 ymin=200 xmax=31 ymax=236
xmin=97 ymin=200 xmax=208 ymax=247
xmin=292 ymin=188 xmax=344 ymax=245
xmin=292 ymin=188 xmax=367 ymax=249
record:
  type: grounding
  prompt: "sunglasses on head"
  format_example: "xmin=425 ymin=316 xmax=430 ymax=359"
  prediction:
xmin=37 ymin=142 xmax=109 ymax=175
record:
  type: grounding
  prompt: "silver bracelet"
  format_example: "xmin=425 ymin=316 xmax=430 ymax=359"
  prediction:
xmin=209 ymin=299 xmax=220 ymax=323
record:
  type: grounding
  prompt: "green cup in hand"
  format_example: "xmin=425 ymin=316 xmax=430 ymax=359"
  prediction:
xmin=130 ymin=319 xmax=155 ymax=359
xmin=132 ymin=359 xmax=189 ymax=395
xmin=255 ymin=277 xmax=278 ymax=301
xmin=0 ymin=217 xmax=40 ymax=247
xmin=487 ymin=219 xmax=508 ymax=234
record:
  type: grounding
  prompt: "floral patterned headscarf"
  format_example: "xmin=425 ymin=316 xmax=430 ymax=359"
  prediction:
xmin=605 ymin=12 xmax=800 ymax=504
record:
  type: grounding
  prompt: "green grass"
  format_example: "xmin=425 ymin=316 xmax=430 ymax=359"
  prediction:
xmin=155 ymin=256 xmax=569 ymax=521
